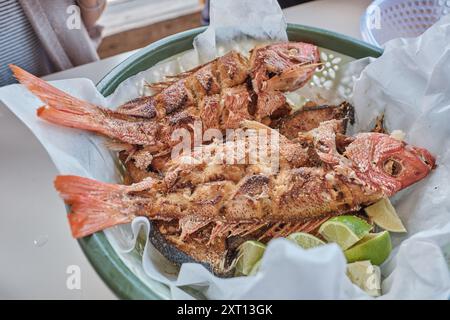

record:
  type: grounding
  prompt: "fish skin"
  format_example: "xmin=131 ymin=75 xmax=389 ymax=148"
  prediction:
xmin=344 ymin=132 xmax=436 ymax=196
xmin=11 ymin=42 xmax=320 ymax=171
xmin=12 ymin=42 xmax=436 ymax=276
xmin=250 ymin=42 xmax=321 ymax=93
xmin=54 ymin=120 xmax=435 ymax=240
xmin=275 ymin=101 xmax=354 ymax=139
xmin=120 ymin=101 xmax=351 ymax=180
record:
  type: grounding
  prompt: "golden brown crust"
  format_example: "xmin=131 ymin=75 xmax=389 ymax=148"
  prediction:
xmin=276 ymin=102 xmax=354 ymax=139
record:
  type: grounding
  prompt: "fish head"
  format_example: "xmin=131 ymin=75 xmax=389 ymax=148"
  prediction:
xmin=250 ymin=42 xmax=320 ymax=93
xmin=344 ymin=133 xmax=435 ymax=196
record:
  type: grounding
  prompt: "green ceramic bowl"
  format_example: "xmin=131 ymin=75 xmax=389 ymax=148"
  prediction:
xmin=80 ymin=24 xmax=383 ymax=299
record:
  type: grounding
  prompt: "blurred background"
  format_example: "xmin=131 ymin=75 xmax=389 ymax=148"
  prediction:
xmin=1 ymin=0 xmax=447 ymax=86
xmin=92 ymin=0 xmax=313 ymax=58
xmin=0 ymin=0 xmax=314 ymax=87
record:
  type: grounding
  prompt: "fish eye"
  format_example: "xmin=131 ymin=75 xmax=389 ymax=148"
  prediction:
xmin=383 ymin=158 xmax=402 ymax=176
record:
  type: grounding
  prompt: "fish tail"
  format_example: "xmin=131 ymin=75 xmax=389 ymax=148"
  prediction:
xmin=10 ymin=64 xmax=97 ymax=115
xmin=36 ymin=106 xmax=106 ymax=133
xmin=10 ymin=65 xmax=108 ymax=134
xmin=54 ymin=175 xmax=154 ymax=238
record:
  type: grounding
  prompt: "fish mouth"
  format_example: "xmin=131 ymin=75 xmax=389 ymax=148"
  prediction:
xmin=409 ymin=146 xmax=436 ymax=170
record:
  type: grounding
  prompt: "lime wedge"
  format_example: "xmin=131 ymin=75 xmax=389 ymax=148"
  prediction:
xmin=248 ymin=259 xmax=262 ymax=276
xmin=318 ymin=216 xmax=373 ymax=250
xmin=344 ymin=231 xmax=392 ymax=266
xmin=330 ymin=215 xmax=374 ymax=237
xmin=365 ymin=198 xmax=407 ymax=233
xmin=235 ymin=240 xmax=266 ymax=276
xmin=287 ymin=232 xmax=326 ymax=249
xmin=347 ymin=260 xmax=381 ymax=297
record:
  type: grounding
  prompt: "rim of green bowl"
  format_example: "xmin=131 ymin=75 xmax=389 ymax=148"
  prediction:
xmin=77 ymin=24 xmax=383 ymax=300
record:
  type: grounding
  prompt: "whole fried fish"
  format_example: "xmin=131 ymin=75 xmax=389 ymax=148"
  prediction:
xmin=54 ymin=120 xmax=435 ymax=248
xmin=11 ymin=42 xmax=320 ymax=172
xmin=12 ymin=42 xmax=436 ymax=276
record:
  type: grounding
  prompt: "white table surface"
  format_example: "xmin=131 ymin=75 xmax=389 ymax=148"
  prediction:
xmin=0 ymin=0 xmax=370 ymax=299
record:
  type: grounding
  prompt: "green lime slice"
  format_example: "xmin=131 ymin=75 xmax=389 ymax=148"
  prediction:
xmin=235 ymin=240 xmax=266 ymax=276
xmin=329 ymin=215 xmax=373 ymax=238
xmin=287 ymin=232 xmax=326 ymax=249
xmin=344 ymin=231 xmax=392 ymax=266
xmin=318 ymin=216 xmax=373 ymax=250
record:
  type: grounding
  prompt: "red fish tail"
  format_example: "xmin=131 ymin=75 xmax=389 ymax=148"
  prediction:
xmin=54 ymin=176 xmax=153 ymax=238
xmin=36 ymin=106 xmax=107 ymax=134
xmin=10 ymin=65 xmax=109 ymax=134
xmin=10 ymin=64 xmax=98 ymax=115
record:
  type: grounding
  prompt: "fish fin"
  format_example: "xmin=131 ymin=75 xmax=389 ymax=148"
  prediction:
xmin=265 ymin=63 xmax=322 ymax=92
xmin=10 ymin=64 xmax=98 ymax=115
xmin=144 ymin=64 xmax=204 ymax=93
xmin=240 ymin=119 xmax=272 ymax=130
xmin=103 ymin=139 xmax=135 ymax=153
xmin=338 ymin=101 xmax=355 ymax=127
xmin=309 ymin=120 xmax=347 ymax=165
xmin=54 ymin=176 xmax=154 ymax=238
xmin=178 ymin=216 xmax=211 ymax=240
xmin=371 ymin=113 xmax=385 ymax=133
xmin=240 ymin=119 xmax=292 ymax=146
xmin=145 ymin=80 xmax=177 ymax=93
xmin=37 ymin=104 xmax=158 ymax=145
xmin=10 ymin=65 xmax=111 ymax=135
xmin=37 ymin=106 xmax=106 ymax=134
xmin=165 ymin=62 xmax=210 ymax=80
xmin=257 ymin=216 xmax=331 ymax=241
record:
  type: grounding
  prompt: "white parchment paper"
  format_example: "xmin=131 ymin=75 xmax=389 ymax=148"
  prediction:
xmin=1 ymin=0 xmax=450 ymax=299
